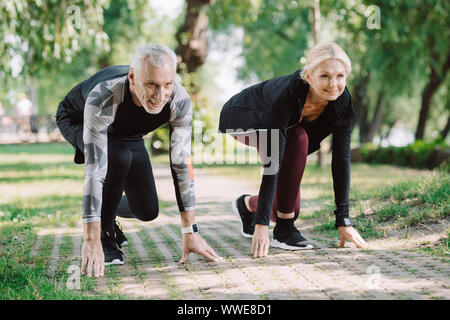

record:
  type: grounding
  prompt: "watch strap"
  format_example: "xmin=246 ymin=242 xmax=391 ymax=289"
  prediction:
xmin=335 ymin=216 xmax=353 ymax=229
xmin=181 ymin=223 xmax=199 ymax=234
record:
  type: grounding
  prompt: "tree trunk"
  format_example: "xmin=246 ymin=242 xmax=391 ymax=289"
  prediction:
xmin=352 ymin=72 xmax=371 ymax=144
xmin=310 ymin=0 xmax=324 ymax=167
xmin=98 ymin=55 xmax=111 ymax=70
xmin=415 ymin=46 xmax=450 ymax=140
xmin=175 ymin=0 xmax=214 ymax=74
xmin=311 ymin=0 xmax=320 ymax=45
xmin=358 ymin=103 xmax=370 ymax=143
xmin=441 ymin=115 xmax=450 ymax=140
xmin=366 ymin=90 xmax=385 ymax=143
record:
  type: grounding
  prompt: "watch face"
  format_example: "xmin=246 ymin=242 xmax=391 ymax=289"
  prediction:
xmin=192 ymin=224 xmax=198 ymax=233
xmin=344 ymin=218 xmax=351 ymax=226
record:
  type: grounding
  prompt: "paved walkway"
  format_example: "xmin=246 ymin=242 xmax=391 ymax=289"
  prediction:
xmin=30 ymin=164 xmax=450 ymax=300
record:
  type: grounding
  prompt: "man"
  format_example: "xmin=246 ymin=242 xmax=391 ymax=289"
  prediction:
xmin=56 ymin=43 xmax=221 ymax=277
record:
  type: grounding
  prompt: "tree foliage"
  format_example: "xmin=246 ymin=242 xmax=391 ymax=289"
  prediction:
xmin=208 ymin=0 xmax=450 ymax=142
xmin=208 ymin=0 xmax=311 ymax=80
xmin=0 ymin=0 xmax=110 ymax=82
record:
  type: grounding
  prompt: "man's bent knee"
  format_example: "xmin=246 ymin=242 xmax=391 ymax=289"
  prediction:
xmin=135 ymin=205 xmax=159 ymax=222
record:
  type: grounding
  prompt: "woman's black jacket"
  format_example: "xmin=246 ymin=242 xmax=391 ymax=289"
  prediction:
xmin=218 ymin=69 xmax=355 ymax=227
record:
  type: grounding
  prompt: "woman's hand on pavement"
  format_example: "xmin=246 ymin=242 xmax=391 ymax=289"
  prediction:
xmin=252 ymin=224 xmax=270 ymax=258
xmin=337 ymin=226 xmax=371 ymax=249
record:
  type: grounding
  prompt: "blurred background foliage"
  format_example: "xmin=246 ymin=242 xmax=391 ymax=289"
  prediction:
xmin=0 ymin=0 xmax=449 ymax=162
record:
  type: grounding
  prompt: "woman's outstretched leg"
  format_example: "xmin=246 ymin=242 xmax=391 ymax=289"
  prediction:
xmin=243 ymin=124 xmax=312 ymax=249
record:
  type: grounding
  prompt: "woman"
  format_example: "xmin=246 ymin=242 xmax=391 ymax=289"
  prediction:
xmin=219 ymin=42 xmax=370 ymax=258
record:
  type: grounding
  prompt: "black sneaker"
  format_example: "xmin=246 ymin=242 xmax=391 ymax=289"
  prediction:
xmin=231 ymin=194 xmax=255 ymax=238
xmin=271 ymin=221 xmax=314 ymax=250
xmin=114 ymin=220 xmax=128 ymax=248
xmin=101 ymin=230 xmax=125 ymax=266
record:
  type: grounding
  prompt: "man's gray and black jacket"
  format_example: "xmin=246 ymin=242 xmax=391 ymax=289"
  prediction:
xmin=218 ymin=69 xmax=355 ymax=228
xmin=56 ymin=65 xmax=195 ymax=223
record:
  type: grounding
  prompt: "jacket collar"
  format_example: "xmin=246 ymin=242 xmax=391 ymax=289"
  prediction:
xmin=290 ymin=70 xmax=353 ymax=121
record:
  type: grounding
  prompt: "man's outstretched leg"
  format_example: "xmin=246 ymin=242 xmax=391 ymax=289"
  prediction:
xmin=101 ymin=137 xmax=160 ymax=265
xmin=99 ymin=137 xmax=132 ymax=265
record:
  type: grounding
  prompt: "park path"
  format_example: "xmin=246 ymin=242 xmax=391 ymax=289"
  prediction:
xmin=30 ymin=164 xmax=450 ymax=300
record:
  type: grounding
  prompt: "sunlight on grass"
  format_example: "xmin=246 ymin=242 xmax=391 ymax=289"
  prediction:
xmin=0 ymin=142 xmax=448 ymax=300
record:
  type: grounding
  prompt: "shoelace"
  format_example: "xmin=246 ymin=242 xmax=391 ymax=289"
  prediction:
xmin=114 ymin=221 xmax=125 ymax=238
xmin=102 ymin=232 xmax=121 ymax=251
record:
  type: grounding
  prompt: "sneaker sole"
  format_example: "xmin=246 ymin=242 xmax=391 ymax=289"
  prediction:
xmin=231 ymin=199 xmax=253 ymax=238
xmin=270 ymin=239 xmax=314 ymax=250
xmin=104 ymin=259 xmax=124 ymax=266
xmin=119 ymin=241 xmax=128 ymax=246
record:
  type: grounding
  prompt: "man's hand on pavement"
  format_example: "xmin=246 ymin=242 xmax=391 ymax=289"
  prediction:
xmin=179 ymin=233 xmax=222 ymax=263
xmin=81 ymin=221 xmax=104 ymax=277
xmin=81 ymin=239 xmax=105 ymax=277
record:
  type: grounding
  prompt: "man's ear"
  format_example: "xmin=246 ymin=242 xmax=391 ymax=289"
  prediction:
xmin=128 ymin=67 xmax=135 ymax=86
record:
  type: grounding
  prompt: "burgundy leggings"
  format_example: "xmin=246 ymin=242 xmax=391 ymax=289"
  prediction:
xmin=232 ymin=124 xmax=309 ymax=222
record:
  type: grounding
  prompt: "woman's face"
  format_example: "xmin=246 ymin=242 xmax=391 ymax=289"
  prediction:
xmin=305 ymin=59 xmax=347 ymax=101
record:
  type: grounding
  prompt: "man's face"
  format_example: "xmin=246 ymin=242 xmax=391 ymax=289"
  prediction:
xmin=306 ymin=59 xmax=347 ymax=101
xmin=129 ymin=55 xmax=176 ymax=114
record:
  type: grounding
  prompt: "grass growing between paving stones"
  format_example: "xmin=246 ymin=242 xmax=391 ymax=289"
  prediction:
xmin=123 ymin=240 xmax=146 ymax=283
xmin=0 ymin=222 xmax=98 ymax=299
xmin=199 ymin=151 xmax=448 ymax=258
xmin=1 ymin=142 xmax=448 ymax=299
xmin=137 ymin=228 xmax=181 ymax=299
xmin=154 ymin=226 xmax=182 ymax=262
xmin=1 ymin=143 xmax=127 ymax=299
xmin=104 ymin=265 xmax=123 ymax=296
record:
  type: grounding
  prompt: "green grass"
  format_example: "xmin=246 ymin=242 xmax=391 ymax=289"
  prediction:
xmin=197 ymin=149 xmax=448 ymax=258
xmin=137 ymin=228 xmax=181 ymax=299
xmin=123 ymin=241 xmax=146 ymax=283
xmin=0 ymin=143 xmax=126 ymax=299
xmin=0 ymin=142 xmax=448 ymax=299
xmin=307 ymin=168 xmax=449 ymax=244
xmin=0 ymin=222 xmax=96 ymax=299
xmin=415 ymin=230 xmax=449 ymax=257
xmin=0 ymin=142 xmax=73 ymax=155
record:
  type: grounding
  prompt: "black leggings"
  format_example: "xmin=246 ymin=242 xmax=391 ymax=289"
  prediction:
xmin=101 ymin=136 xmax=159 ymax=233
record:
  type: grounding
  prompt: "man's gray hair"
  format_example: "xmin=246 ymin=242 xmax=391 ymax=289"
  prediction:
xmin=131 ymin=43 xmax=177 ymax=72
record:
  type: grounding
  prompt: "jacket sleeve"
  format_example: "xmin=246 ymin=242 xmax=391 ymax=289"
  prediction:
xmin=55 ymin=83 xmax=85 ymax=164
xmin=254 ymin=128 xmax=287 ymax=225
xmin=81 ymin=82 xmax=117 ymax=223
xmin=331 ymin=118 xmax=353 ymax=219
xmin=253 ymin=82 xmax=297 ymax=225
xmin=168 ymin=96 xmax=195 ymax=212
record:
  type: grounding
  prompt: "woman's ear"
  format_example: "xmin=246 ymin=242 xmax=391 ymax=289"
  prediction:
xmin=304 ymin=71 xmax=311 ymax=85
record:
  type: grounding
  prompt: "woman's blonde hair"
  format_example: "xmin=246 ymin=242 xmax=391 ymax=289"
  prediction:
xmin=300 ymin=42 xmax=352 ymax=82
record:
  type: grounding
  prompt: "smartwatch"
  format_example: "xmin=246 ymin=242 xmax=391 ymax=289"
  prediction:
xmin=181 ymin=223 xmax=199 ymax=234
xmin=335 ymin=216 xmax=353 ymax=229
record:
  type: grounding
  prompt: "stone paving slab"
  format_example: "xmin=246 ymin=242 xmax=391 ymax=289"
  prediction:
xmin=29 ymin=164 xmax=450 ymax=300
